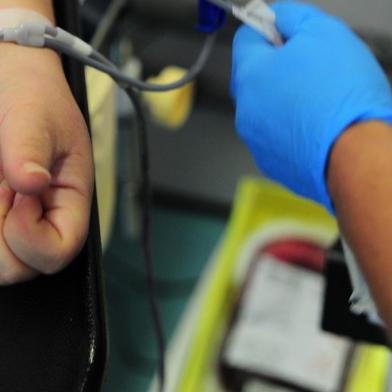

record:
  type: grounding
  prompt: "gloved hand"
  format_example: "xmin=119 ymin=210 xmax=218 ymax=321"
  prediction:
xmin=231 ymin=0 xmax=392 ymax=211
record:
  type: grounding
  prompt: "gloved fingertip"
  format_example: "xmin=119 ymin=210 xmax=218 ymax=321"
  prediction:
xmin=271 ymin=0 xmax=325 ymax=39
xmin=233 ymin=24 xmax=275 ymax=51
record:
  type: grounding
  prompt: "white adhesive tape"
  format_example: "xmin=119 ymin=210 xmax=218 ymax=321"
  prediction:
xmin=0 ymin=7 xmax=53 ymax=29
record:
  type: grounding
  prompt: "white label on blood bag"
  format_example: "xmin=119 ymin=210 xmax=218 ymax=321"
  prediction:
xmin=224 ymin=255 xmax=351 ymax=392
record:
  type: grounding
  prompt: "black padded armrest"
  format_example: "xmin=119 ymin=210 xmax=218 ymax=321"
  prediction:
xmin=0 ymin=2 xmax=108 ymax=391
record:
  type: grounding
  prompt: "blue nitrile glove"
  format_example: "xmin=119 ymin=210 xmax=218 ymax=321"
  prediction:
xmin=231 ymin=1 xmax=392 ymax=212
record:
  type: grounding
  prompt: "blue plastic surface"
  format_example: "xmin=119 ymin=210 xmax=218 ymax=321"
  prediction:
xmin=198 ymin=0 xmax=226 ymax=32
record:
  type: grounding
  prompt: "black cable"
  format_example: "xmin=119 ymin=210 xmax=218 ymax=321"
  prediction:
xmin=61 ymin=38 xmax=169 ymax=389
xmin=90 ymin=0 xmax=128 ymax=50
xmin=123 ymin=87 xmax=166 ymax=392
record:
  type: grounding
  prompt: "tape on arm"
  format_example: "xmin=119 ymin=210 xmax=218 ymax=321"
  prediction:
xmin=0 ymin=8 xmax=54 ymax=47
xmin=0 ymin=8 xmax=53 ymax=29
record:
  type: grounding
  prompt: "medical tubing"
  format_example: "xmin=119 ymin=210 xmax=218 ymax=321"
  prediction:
xmin=44 ymin=32 xmax=216 ymax=92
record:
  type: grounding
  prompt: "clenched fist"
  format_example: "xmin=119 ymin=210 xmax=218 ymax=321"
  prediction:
xmin=0 ymin=43 xmax=93 ymax=284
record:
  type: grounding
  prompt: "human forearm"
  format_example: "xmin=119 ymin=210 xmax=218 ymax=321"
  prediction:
xmin=328 ymin=121 xmax=392 ymax=333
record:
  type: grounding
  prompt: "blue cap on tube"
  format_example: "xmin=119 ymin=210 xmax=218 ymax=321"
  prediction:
xmin=198 ymin=0 xmax=226 ymax=32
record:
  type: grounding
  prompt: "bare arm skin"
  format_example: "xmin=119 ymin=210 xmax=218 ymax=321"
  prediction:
xmin=0 ymin=0 xmax=94 ymax=284
xmin=328 ymin=121 xmax=392 ymax=334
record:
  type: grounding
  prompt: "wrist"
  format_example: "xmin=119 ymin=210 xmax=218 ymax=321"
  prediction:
xmin=0 ymin=43 xmax=62 ymax=79
xmin=0 ymin=5 xmax=61 ymax=74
